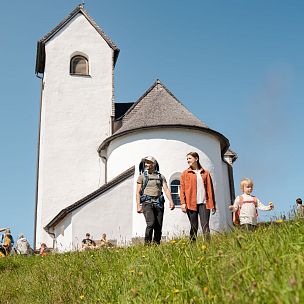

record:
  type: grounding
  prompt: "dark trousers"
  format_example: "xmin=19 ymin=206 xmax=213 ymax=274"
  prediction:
xmin=142 ymin=202 xmax=164 ymax=244
xmin=241 ymin=224 xmax=256 ymax=231
xmin=187 ymin=204 xmax=210 ymax=241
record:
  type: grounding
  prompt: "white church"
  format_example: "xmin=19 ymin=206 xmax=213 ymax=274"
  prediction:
xmin=34 ymin=5 xmax=237 ymax=251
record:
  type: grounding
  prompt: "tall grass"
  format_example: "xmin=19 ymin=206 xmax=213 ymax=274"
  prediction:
xmin=0 ymin=220 xmax=303 ymax=303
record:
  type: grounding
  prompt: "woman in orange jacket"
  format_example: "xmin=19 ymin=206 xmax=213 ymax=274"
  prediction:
xmin=180 ymin=152 xmax=216 ymax=241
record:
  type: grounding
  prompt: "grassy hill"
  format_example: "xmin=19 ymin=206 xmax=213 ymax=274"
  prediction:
xmin=1 ymin=220 xmax=303 ymax=304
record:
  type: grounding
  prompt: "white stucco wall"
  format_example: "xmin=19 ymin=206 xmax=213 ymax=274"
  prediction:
xmin=36 ymin=13 xmax=113 ymax=247
xmin=70 ymin=175 xmax=134 ymax=250
xmin=105 ymin=128 xmax=231 ymax=236
xmin=53 ymin=215 xmax=73 ymax=252
xmin=221 ymin=162 xmax=234 ymax=229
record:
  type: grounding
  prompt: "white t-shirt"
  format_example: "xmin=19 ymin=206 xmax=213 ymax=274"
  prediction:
xmin=195 ymin=170 xmax=205 ymax=204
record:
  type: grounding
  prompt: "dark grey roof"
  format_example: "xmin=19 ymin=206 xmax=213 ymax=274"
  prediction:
xmin=44 ymin=166 xmax=135 ymax=232
xmin=99 ymin=80 xmax=230 ymax=155
xmin=35 ymin=4 xmax=120 ymax=74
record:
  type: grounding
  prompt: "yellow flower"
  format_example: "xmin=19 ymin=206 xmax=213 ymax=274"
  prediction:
xmin=142 ymin=255 xmax=146 ymax=258
xmin=129 ymin=269 xmax=135 ymax=274
xmin=203 ymin=287 xmax=208 ymax=294
xmin=201 ymin=245 xmax=207 ymax=250
xmin=173 ymin=288 xmax=180 ymax=294
xmin=170 ymin=240 xmax=177 ymax=244
xmin=276 ymin=219 xmax=283 ymax=223
xmin=138 ymin=271 xmax=144 ymax=276
xmin=79 ymin=295 xmax=85 ymax=300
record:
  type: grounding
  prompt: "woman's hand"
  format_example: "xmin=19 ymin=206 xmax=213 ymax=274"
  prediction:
xmin=181 ymin=203 xmax=187 ymax=213
xmin=169 ymin=202 xmax=175 ymax=210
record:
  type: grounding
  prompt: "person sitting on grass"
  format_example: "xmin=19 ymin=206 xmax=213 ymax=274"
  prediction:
xmin=2 ymin=229 xmax=14 ymax=255
xmin=99 ymin=233 xmax=113 ymax=248
xmin=81 ymin=233 xmax=96 ymax=250
xmin=15 ymin=234 xmax=33 ymax=256
xmin=39 ymin=243 xmax=48 ymax=256
xmin=295 ymin=198 xmax=304 ymax=218
xmin=228 ymin=178 xmax=274 ymax=231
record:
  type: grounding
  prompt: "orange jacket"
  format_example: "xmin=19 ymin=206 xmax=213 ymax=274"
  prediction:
xmin=180 ymin=168 xmax=216 ymax=211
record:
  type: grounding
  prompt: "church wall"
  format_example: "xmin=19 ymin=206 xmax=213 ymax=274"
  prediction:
xmin=220 ymin=162 xmax=234 ymax=229
xmin=53 ymin=215 xmax=73 ymax=252
xmin=36 ymin=13 xmax=113 ymax=247
xmin=70 ymin=175 xmax=134 ymax=249
xmin=105 ymin=128 xmax=230 ymax=236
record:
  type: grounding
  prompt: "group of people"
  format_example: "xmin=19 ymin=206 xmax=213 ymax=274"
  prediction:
xmin=0 ymin=229 xmax=49 ymax=257
xmin=0 ymin=229 xmax=33 ymax=257
xmin=136 ymin=152 xmax=277 ymax=245
xmin=81 ymin=233 xmax=113 ymax=250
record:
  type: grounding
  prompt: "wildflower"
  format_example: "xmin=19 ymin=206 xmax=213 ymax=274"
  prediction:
xmin=289 ymin=278 xmax=297 ymax=288
xmin=276 ymin=219 xmax=284 ymax=223
xmin=138 ymin=271 xmax=144 ymax=276
xmin=201 ymin=245 xmax=207 ymax=250
xmin=129 ymin=269 xmax=135 ymax=274
xmin=79 ymin=295 xmax=85 ymax=300
xmin=130 ymin=288 xmax=138 ymax=297
xmin=203 ymin=287 xmax=208 ymax=294
xmin=170 ymin=240 xmax=177 ymax=244
xmin=142 ymin=255 xmax=146 ymax=258
xmin=217 ymin=250 xmax=224 ymax=256
xmin=173 ymin=288 xmax=180 ymax=294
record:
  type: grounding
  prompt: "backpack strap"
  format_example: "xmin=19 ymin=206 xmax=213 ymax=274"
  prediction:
xmin=239 ymin=195 xmax=257 ymax=207
xmin=140 ymin=171 xmax=149 ymax=195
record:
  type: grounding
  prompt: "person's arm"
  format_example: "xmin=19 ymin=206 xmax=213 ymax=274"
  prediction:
xmin=180 ymin=172 xmax=187 ymax=213
xmin=257 ymin=198 xmax=273 ymax=211
xmin=136 ymin=183 xmax=143 ymax=213
xmin=228 ymin=196 xmax=239 ymax=212
xmin=162 ymin=181 xmax=175 ymax=210
xmin=206 ymin=172 xmax=216 ymax=214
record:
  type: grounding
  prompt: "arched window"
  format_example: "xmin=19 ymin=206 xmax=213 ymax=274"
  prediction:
xmin=70 ymin=55 xmax=89 ymax=75
xmin=170 ymin=179 xmax=181 ymax=206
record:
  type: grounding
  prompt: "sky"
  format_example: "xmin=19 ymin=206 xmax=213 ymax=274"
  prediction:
xmin=1 ymin=1 xmax=303 ymax=244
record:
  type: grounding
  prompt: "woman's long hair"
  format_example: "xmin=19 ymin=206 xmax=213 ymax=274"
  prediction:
xmin=187 ymin=152 xmax=202 ymax=169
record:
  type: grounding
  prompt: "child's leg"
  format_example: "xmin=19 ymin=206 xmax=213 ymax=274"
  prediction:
xmin=241 ymin=224 xmax=256 ymax=231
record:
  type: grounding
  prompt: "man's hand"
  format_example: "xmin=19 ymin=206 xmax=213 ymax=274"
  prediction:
xmin=212 ymin=208 xmax=216 ymax=215
xmin=181 ymin=203 xmax=187 ymax=213
xmin=169 ymin=202 xmax=175 ymax=210
xmin=137 ymin=205 xmax=143 ymax=213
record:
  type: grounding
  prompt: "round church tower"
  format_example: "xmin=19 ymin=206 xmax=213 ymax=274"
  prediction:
xmin=99 ymin=80 xmax=236 ymax=239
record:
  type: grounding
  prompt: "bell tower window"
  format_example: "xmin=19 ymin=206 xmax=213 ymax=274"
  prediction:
xmin=70 ymin=55 xmax=89 ymax=76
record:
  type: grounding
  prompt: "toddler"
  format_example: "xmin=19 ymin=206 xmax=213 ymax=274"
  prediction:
xmin=229 ymin=178 xmax=274 ymax=230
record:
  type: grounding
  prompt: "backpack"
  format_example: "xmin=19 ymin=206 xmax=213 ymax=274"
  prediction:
xmin=139 ymin=170 xmax=165 ymax=208
xmin=233 ymin=195 xmax=258 ymax=225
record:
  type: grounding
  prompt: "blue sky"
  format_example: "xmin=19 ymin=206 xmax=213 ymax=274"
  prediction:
xmin=1 ymin=1 xmax=303 ymax=244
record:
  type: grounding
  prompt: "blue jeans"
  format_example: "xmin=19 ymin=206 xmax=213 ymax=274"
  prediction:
xmin=142 ymin=202 xmax=164 ymax=244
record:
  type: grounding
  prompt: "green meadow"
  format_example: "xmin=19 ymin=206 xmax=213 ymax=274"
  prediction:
xmin=0 ymin=220 xmax=303 ymax=304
